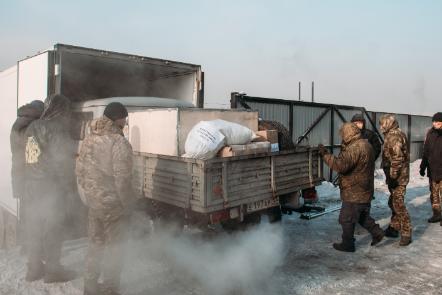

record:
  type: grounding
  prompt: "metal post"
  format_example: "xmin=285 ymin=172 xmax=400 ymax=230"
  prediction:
xmin=230 ymin=92 xmax=239 ymax=109
xmin=312 ymin=81 xmax=314 ymax=102
xmin=298 ymin=82 xmax=301 ymax=101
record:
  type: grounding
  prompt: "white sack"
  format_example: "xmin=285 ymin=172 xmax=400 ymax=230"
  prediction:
xmin=211 ymin=119 xmax=256 ymax=145
xmin=184 ymin=119 xmax=256 ymax=159
xmin=183 ymin=121 xmax=226 ymax=159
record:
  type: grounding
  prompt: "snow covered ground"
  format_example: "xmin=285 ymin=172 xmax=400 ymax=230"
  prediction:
xmin=1 ymin=160 xmax=441 ymax=295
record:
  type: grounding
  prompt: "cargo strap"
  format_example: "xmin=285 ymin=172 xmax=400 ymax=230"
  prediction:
xmin=222 ymin=162 xmax=229 ymax=208
xmin=270 ymin=156 xmax=276 ymax=198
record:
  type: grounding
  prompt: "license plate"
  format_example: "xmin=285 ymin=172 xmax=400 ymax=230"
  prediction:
xmin=246 ymin=197 xmax=279 ymax=213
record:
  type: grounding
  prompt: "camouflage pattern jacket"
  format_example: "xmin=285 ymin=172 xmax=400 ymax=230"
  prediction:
xmin=323 ymin=123 xmax=375 ymax=203
xmin=76 ymin=116 xmax=135 ymax=213
xmin=380 ymin=116 xmax=410 ymax=186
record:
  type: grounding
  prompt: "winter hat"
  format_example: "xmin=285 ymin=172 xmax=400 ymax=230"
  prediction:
xmin=432 ymin=112 xmax=442 ymax=122
xmin=104 ymin=102 xmax=128 ymax=121
xmin=351 ymin=113 xmax=365 ymax=123
xmin=30 ymin=100 xmax=44 ymax=113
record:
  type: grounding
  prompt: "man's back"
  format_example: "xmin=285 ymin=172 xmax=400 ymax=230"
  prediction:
xmin=76 ymin=116 xmax=134 ymax=212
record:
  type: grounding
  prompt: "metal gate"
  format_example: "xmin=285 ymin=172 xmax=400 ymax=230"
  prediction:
xmin=231 ymin=92 xmax=432 ymax=182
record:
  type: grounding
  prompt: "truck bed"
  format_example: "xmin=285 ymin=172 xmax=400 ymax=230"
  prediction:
xmin=133 ymin=147 xmax=323 ymax=214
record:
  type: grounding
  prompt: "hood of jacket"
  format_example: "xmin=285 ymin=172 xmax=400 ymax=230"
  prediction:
xmin=41 ymin=94 xmax=71 ymax=120
xmin=340 ymin=122 xmax=361 ymax=145
xmin=379 ymin=114 xmax=399 ymax=134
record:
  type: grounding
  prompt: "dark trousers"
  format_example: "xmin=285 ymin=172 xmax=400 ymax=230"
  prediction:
xmin=25 ymin=180 xmax=65 ymax=270
xmin=339 ymin=202 xmax=383 ymax=245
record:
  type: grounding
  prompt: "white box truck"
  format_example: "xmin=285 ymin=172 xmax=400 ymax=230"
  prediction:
xmin=0 ymin=44 xmax=204 ymax=247
xmin=0 ymin=44 xmax=322 ymax=247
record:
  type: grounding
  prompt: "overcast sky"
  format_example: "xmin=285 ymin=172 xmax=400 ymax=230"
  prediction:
xmin=1 ymin=0 xmax=441 ymax=115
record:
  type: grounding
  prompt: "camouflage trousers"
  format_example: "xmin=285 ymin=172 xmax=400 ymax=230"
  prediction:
xmin=388 ymin=185 xmax=412 ymax=237
xmin=430 ymin=180 xmax=442 ymax=211
xmin=85 ymin=208 xmax=128 ymax=291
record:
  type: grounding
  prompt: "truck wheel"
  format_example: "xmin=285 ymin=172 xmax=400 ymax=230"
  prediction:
xmin=221 ymin=212 xmax=261 ymax=232
xmin=267 ymin=207 xmax=282 ymax=223
xmin=150 ymin=200 xmax=185 ymax=233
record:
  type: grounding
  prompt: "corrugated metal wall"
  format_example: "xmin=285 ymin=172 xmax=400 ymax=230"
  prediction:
xmin=231 ymin=93 xmax=432 ymax=182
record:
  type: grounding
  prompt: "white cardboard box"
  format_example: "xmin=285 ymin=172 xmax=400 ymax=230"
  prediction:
xmin=128 ymin=108 xmax=258 ymax=156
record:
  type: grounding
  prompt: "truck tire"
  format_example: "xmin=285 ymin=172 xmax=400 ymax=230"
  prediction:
xmin=267 ymin=206 xmax=282 ymax=223
xmin=221 ymin=212 xmax=261 ymax=232
xmin=149 ymin=200 xmax=185 ymax=233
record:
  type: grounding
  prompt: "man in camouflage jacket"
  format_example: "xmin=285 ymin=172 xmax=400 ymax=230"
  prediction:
xmin=319 ymin=123 xmax=384 ymax=252
xmin=379 ymin=114 xmax=412 ymax=246
xmin=76 ymin=102 xmax=135 ymax=295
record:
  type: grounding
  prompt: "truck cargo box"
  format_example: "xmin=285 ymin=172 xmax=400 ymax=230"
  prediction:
xmin=128 ymin=108 xmax=258 ymax=156
xmin=133 ymin=147 xmax=322 ymax=215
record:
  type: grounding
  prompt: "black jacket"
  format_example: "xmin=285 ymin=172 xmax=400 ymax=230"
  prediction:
xmin=360 ymin=128 xmax=382 ymax=160
xmin=10 ymin=103 xmax=43 ymax=199
xmin=24 ymin=95 xmax=76 ymax=189
xmin=421 ymin=128 xmax=442 ymax=181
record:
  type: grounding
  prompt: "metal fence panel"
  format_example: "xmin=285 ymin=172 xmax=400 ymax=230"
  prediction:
xmin=231 ymin=93 xmax=431 ymax=182
xmin=293 ymin=106 xmax=331 ymax=145
xmin=246 ymin=101 xmax=291 ymax=129
xmin=411 ymin=116 xmax=432 ymax=141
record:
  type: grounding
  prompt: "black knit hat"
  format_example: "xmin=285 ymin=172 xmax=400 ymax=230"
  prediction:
xmin=432 ymin=112 xmax=442 ymax=122
xmin=351 ymin=113 xmax=365 ymax=123
xmin=104 ymin=102 xmax=128 ymax=121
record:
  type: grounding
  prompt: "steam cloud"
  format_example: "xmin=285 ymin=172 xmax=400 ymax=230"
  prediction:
xmin=123 ymin=215 xmax=286 ymax=295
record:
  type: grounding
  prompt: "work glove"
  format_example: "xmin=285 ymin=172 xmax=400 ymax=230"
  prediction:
xmin=318 ymin=144 xmax=328 ymax=157
xmin=419 ymin=167 xmax=426 ymax=177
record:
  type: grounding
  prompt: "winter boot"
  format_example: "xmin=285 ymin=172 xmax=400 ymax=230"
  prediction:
xmin=25 ymin=261 xmax=45 ymax=282
xmin=384 ymin=226 xmax=399 ymax=238
xmin=332 ymin=242 xmax=355 ymax=253
xmin=427 ymin=208 xmax=441 ymax=223
xmin=399 ymin=236 xmax=412 ymax=246
xmin=371 ymin=230 xmax=385 ymax=246
xmin=43 ymin=265 xmax=77 ymax=283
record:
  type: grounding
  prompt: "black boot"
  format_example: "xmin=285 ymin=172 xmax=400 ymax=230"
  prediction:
xmin=371 ymin=230 xmax=385 ymax=246
xmin=428 ymin=208 xmax=441 ymax=223
xmin=44 ymin=265 xmax=77 ymax=283
xmin=399 ymin=236 xmax=412 ymax=246
xmin=384 ymin=226 xmax=399 ymax=238
xmin=333 ymin=242 xmax=355 ymax=252
xmin=25 ymin=261 xmax=45 ymax=282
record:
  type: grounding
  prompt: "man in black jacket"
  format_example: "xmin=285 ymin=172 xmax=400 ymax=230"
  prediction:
xmin=10 ymin=100 xmax=44 ymax=251
xmin=420 ymin=112 xmax=442 ymax=224
xmin=351 ymin=113 xmax=382 ymax=160
xmin=24 ymin=94 xmax=76 ymax=283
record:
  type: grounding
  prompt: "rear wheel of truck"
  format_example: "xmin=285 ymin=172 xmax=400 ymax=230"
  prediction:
xmin=221 ymin=212 xmax=261 ymax=232
xmin=149 ymin=200 xmax=185 ymax=234
xmin=267 ymin=206 xmax=282 ymax=223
